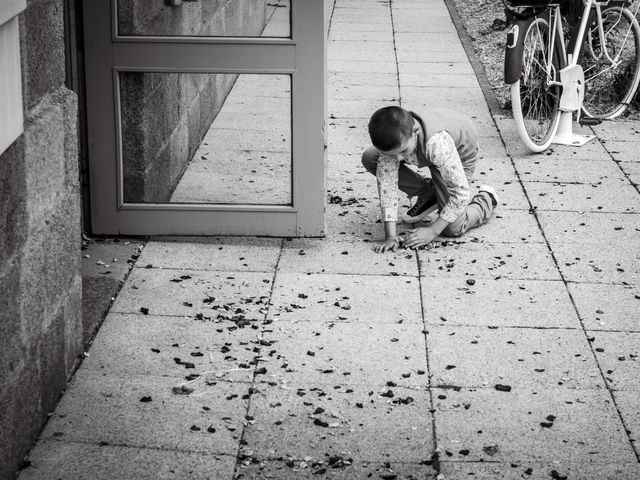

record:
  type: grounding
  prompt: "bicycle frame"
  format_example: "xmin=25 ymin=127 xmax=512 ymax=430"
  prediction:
xmin=505 ymin=0 xmax=640 ymax=150
xmin=505 ymin=0 xmax=635 ymax=85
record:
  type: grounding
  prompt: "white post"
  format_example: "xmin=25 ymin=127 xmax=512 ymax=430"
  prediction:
xmin=553 ymin=0 xmax=596 ymax=147
xmin=553 ymin=111 xmax=595 ymax=147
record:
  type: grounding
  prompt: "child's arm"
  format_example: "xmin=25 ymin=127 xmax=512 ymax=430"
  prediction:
xmin=374 ymin=220 xmax=401 ymax=253
xmin=374 ymin=154 xmax=403 ymax=253
xmin=404 ymin=131 xmax=469 ymax=249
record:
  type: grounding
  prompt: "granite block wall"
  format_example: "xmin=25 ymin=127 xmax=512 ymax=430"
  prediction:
xmin=0 ymin=1 xmax=81 ymax=478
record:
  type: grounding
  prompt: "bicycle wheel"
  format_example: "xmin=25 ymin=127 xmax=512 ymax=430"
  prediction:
xmin=582 ymin=6 xmax=640 ymax=119
xmin=511 ymin=17 xmax=562 ymax=153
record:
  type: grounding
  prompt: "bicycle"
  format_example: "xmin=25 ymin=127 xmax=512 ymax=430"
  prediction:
xmin=503 ymin=0 xmax=640 ymax=152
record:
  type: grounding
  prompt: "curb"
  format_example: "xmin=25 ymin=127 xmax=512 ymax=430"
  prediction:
xmin=442 ymin=0 xmax=506 ymax=117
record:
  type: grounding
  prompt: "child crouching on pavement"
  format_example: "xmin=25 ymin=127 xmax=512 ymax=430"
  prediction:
xmin=362 ymin=106 xmax=499 ymax=252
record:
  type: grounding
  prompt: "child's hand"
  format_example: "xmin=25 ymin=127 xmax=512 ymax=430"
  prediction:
xmin=403 ymin=227 xmax=437 ymax=249
xmin=374 ymin=236 xmax=402 ymax=253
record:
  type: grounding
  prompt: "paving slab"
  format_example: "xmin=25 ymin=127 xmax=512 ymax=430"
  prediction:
xmin=110 ymin=268 xmax=273 ymax=320
xmin=567 ymin=283 xmax=640 ymax=332
xmin=222 ymin=96 xmax=290 ymax=116
xmin=549 ymin=241 xmax=640 ymax=284
xmin=328 ymin=22 xmax=394 ymax=34
xmin=440 ymin=460 xmax=640 ymax=480
xmin=472 ymin=156 xmax=518 ymax=183
xmin=427 ymin=325 xmax=603 ymax=389
xmin=476 ymin=134 xmax=509 ymax=157
xmin=329 ymin=29 xmax=395 ymax=42
xmin=328 ymin=174 xmax=372 ymax=196
xmin=259 ymin=320 xmax=428 ymax=388
xmin=395 ymin=43 xmax=468 ymax=60
xmin=394 ymin=32 xmax=465 ymax=44
xmin=327 ymin=179 xmax=377 ymax=202
xmin=327 ymin=153 xmax=369 ymax=180
xmin=418 ymin=242 xmax=561 ymax=281
xmin=399 ymin=72 xmax=480 ymax=88
xmin=327 ymin=122 xmax=371 ymax=154
xmin=170 ymin=150 xmax=290 ymax=179
xmin=394 ymin=20 xmax=456 ymax=33
xmin=435 ymin=387 xmax=635 ymax=463
xmin=330 ymin=13 xmax=390 ymax=23
xmin=330 ymin=20 xmax=392 ymax=32
xmin=588 ymin=331 xmax=640 ymax=391
xmin=82 ymin=313 xmax=259 ymax=382
xmin=513 ymin=157 xmax=629 ymax=184
xmin=328 ymin=41 xmax=396 ymax=63
xmin=592 ymin=120 xmax=640 ymax=142
xmin=340 ymin=165 xmax=370 ymax=188
xmin=40 ymin=369 xmax=249 ymax=455
xmin=199 ymin=128 xmax=290 ymax=153
xmin=536 ymin=211 xmax=640 ymax=244
xmin=401 ymin=86 xmax=485 ymax=101
xmin=235 ymin=459 xmax=437 ymax=480
xmin=171 ymin=161 xmax=291 ymax=204
xmin=402 ymin=89 xmax=490 ymax=113
xmin=328 ymin=71 xmax=398 ymax=87
xmin=393 ymin=8 xmax=451 ymax=18
xmin=603 ymin=139 xmax=640 ymax=162
xmin=268 ymin=272 xmax=422 ymax=324
xmin=612 ymin=390 xmax=640 ymax=454
xmin=620 ymin=161 xmax=640 ymax=186
xmin=330 ymin=84 xmax=399 ymax=101
xmin=137 ymin=237 xmax=282 ymax=272
xmin=279 ymin=238 xmax=418 ymax=276
xmin=398 ymin=62 xmax=476 ymax=75
xmin=524 ymin=181 xmax=640 ymax=214
xmin=233 ymin=74 xmax=290 ymax=96
xmin=329 ymin=99 xmax=399 ymax=119
xmin=211 ymin=111 xmax=288 ymax=132
xmin=325 ymin=202 xmax=388 ymax=241
xmin=420 ymin=276 xmax=578 ymax=328
xmin=244 ymin=383 xmax=434 ymax=462
xmin=18 ymin=440 xmax=235 ymax=480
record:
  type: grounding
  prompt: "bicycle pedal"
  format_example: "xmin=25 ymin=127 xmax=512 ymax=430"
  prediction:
xmin=579 ymin=117 xmax=603 ymax=126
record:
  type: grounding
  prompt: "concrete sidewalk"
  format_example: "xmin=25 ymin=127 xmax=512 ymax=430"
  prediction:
xmin=18 ymin=0 xmax=640 ymax=479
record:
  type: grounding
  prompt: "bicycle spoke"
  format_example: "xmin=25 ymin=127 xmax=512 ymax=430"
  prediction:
xmin=582 ymin=6 xmax=640 ymax=118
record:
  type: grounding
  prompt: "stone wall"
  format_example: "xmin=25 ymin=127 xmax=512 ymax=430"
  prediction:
xmin=0 ymin=1 xmax=81 ymax=478
xmin=117 ymin=0 xmax=271 ymax=202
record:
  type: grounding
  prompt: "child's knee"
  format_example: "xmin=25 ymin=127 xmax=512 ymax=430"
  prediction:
xmin=361 ymin=147 xmax=380 ymax=173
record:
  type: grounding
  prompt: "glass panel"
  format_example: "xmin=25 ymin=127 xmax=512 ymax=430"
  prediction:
xmin=119 ymin=73 xmax=291 ymax=205
xmin=117 ymin=0 xmax=290 ymax=38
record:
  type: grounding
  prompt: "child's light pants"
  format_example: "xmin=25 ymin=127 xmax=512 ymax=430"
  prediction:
xmin=361 ymin=147 xmax=495 ymax=238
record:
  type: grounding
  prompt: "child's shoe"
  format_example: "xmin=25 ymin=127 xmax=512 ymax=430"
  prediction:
xmin=401 ymin=195 xmax=438 ymax=224
xmin=479 ymin=185 xmax=499 ymax=207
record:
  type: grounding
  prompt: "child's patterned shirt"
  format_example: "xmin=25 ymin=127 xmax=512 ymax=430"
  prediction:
xmin=376 ymin=130 xmax=470 ymax=223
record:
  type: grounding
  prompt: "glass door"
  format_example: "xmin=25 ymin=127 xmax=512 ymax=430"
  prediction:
xmin=83 ymin=0 xmax=326 ymax=236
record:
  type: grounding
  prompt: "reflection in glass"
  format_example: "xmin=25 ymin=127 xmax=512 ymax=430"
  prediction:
xmin=117 ymin=0 xmax=290 ymax=38
xmin=120 ymin=73 xmax=291 ymax=205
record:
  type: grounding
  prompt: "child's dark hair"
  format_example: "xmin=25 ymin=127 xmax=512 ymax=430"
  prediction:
xmin=368 ymin=106 xmax=414 ymax=151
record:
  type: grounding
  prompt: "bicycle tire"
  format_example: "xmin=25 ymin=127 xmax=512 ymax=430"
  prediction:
xmin=581 ymin=6 xmax=640 ymax=119
xmin=511 ymin=17 xmax=563 ymax=152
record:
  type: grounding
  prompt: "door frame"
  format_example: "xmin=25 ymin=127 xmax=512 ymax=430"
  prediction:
xmin=83 ymin=0 xmax=326 ymax=236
